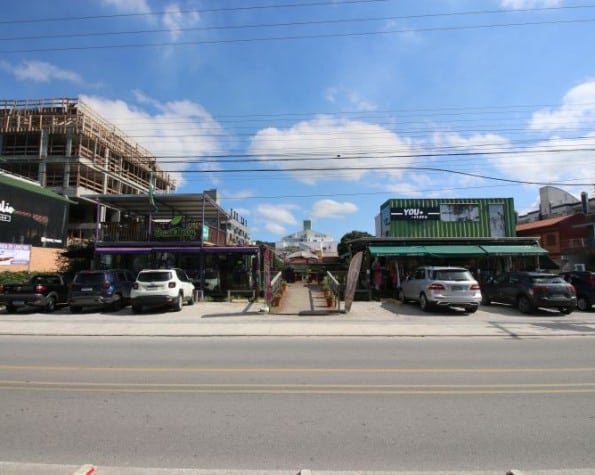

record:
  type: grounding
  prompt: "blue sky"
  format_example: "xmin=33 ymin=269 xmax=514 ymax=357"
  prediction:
xmin=1 ymin=0 xmax=595 ymax=244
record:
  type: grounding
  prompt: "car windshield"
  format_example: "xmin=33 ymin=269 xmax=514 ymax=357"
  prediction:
xmin=530 ymin=275 xmax=565 ymax=284
xmin=138 ymin=271 xmax=172 ymax=282
xmin=74 ymin=273 xmax=105 ymax=285
xmin=432 ymin=270 xmax=473 ymax=281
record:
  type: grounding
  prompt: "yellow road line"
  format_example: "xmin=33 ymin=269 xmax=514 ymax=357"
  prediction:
xmin=2 ymin=385 xmax=595 ymax=395
xmin=2 ymin=365 xmax=595 ymax=373
xmin=2 ymin=380 xmax=595 ymax=389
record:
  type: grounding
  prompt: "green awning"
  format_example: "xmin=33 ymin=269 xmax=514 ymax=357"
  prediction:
xmin=423 ymin=245 xmax=487 ymax=256
xmin=369 ymin=245 xmax=427 ymax=256
xmin=480 ymin=245 xmax=548 ymax=255
xmin=0 ymin=173 xmax=71 ymax=203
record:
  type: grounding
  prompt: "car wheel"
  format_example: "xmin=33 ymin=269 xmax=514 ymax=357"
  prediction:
xmin=188 ymin=292 xmax=195 ymax=306
xmin=172 ymin=293 xmax=183 ymax=312
xmin=560 ymin=307 xmax=574 ymax=315
xmin=517 ymin=296 xmax=533 ymax=314
xmin=576 ymin=296 xmax=590 ymax=312
xmin=44 ymin=296 xmax=57 ymax=313
xmin=419 ymin=293 xmax=432 ymax=312
xmin=5 ymin=304 xmax=16 ymax=314
xmin=110 ymin=294 xmax=123 ymax=311
xmin=69 ymin=306 xmax=82 ymax=313
xmin=466 ymin=307 xmax=478 ymax=314
xmin=131 ymin=303 xmax=142 ymax=314
xmin=481 ymin=294 xmax=491 ymax=305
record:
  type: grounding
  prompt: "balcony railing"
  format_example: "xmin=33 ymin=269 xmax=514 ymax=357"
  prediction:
xmin=97 ymin=221 xmax=226 ymax=246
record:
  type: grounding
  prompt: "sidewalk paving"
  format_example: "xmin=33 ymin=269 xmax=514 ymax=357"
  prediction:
xmin=0 ymin=282 xmax=594 ymax=337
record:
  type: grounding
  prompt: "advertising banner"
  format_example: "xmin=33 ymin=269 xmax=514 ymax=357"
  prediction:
xmin=264 ymin=247 xmax=272 ymax=306
xmin=0 ymin=242 xmax=31 ymax=266
xmin=343 ymin=251 xmax=363 ymax=313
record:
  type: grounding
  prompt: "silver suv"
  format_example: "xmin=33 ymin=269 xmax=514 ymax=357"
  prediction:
xmin=131 ymin=268 xmax=196 ymax=313
xmin=398 ymin=266 xmax=481 ymax=313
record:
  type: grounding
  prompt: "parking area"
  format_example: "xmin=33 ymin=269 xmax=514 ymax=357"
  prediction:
xmin=0 ymin=298 xmax=594 ymax=338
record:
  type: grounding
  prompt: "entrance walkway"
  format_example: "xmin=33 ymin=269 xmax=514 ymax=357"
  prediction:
xmin=272 ymin=281 xmax=339 ymax=315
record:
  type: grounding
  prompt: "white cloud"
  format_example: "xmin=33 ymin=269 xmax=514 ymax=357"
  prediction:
xmin=99 ymin=0 xmax=200 ymax=40
xmin=310 ymin=199 xmax=358 ymax=219
xmin=162 ymin=3 xmax=200 ymax=40
xmin=322 ymin=86 xmax=377 ymax=111
xmin=1 ymin=60 xmax=83 ymax=84
xmin=80 ymin=94 xmax=226 ymax=187
xmin=265 ymin=222 xmax=287 ymax=235
xmin=99 ymin=0 xmax=151 ymax=14
xmin=253 ymin=204 xmax=300 ymax=238
xmin=249 ymin=116 xmax=418 ymax=185
xmin=433 ymin=130 xmax=595 ymax=188
xmin=529 ymin=80 xmax=595 ymax=132
xmin=255 ymin=204 xmax=298 ymax=226
xmin=501 ymin=0 xmax=562 ymax=9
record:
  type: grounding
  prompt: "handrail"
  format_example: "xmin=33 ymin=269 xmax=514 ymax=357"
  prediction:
xmin=326 ymin=271 xmax=341 ymax=311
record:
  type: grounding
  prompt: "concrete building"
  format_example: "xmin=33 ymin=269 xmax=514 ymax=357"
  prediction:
xmin=1 ymin=98 xmax=252 ymax=272
xmin=0 ymin=97 xmax=175 ymax=246
xmin=275 ymin=220 xmax=337 ymax=256
xmin=516 ymin=186 xmax=595 ymax=270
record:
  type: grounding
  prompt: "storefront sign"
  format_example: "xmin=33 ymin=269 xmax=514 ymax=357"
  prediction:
xmin=391 ymin=207 xmax=441 ymax=221
xmin=0 ymin=242 xmax=31 ymax=266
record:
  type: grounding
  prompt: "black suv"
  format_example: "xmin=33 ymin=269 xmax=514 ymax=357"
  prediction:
xmin=482 ymin=271 xmax=577 ymax=315
xmin=69 ymin=269 xmax=136 ymax=312
xmin=559 ymin=271 xmax=595 ymax=311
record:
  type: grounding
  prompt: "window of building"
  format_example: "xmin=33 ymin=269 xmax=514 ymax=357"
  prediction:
xmin=440 ymin=203 xmax=480 ymax=222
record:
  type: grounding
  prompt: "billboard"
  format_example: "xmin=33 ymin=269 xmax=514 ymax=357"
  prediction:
xmin=0 ymin=180 xmax=68 ymax=249
xmin=0 ymin=242 xmax=31 ymax=266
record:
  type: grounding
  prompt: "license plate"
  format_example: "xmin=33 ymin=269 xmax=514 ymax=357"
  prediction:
xmin=81 ymin=287 xmax=93 ymax=292
xmin=451 ymin=285 xmax=464 ymax=291
xmin=13 ymin=300 xmax=25 ymax=306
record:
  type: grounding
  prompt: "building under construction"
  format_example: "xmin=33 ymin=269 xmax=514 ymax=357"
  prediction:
xmin=0 ymin=97 xmax=176 ymax=245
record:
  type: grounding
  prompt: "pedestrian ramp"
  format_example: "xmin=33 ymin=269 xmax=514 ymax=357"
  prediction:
xmin=272 ymin=282 xmax=338 ymax=315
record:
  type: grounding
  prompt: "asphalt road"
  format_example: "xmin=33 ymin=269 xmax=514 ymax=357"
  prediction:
xmin=1 ymin=336 xmax=595 ymax=473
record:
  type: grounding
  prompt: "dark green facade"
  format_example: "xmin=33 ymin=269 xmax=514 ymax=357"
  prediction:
xmin=379 ymin=198 xmax=516 ymax=238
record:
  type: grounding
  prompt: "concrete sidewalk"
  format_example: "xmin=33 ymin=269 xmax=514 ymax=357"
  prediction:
xmin=0 ymin=282 xmax=594 ymax=337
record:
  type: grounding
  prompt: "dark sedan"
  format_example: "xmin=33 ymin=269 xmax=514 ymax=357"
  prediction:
xmin=482 ymin=271 xmax=577 ymax=314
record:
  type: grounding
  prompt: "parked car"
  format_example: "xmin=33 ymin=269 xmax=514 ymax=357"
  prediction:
xmin=398 ymin=266 xmax=482 ymax=313
xmin=0 ymin=273 xmax=70 ymax=313
xmin=482 ymin=271 xmax=576 ymax=314
xmin=559 ymin=271 xmax=595 ymax=311
xmin=131 ymin=268 xmax=196 ymax=313
xmin=203 ymin=269 xmax=221 ymax=293
xmin=69 ymin=269 xmax=136 ymax=312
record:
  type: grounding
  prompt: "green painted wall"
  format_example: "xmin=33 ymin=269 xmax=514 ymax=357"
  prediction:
xmin=380 ymin=198 xmax=516 ymax=238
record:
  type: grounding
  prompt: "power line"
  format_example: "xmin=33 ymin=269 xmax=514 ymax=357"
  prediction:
xmin=3 ymin=17 xmax=595 ymax=54
xmin=0 ymin=0 xmax=389 ymax=25
xmin=3 ymin=4 xmax=595 ymax=42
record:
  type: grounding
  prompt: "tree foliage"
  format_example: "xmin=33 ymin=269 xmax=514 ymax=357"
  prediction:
xmin=337 ymin=230 xmax=374 ymax=258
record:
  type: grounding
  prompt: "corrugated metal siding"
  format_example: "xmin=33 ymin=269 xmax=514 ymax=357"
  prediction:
xmin=385 ymin=198 xmax=516 ymax=238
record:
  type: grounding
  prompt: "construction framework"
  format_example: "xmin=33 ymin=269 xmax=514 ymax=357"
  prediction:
xmin=0 ymin=98 xmax=175 ymax=197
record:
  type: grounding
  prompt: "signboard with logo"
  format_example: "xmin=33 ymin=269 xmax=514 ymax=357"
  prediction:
xmin=152 ymin=216 xmax=201 ymax=241
xmin=0 ymin=181 xmax=68 ymax=248
xmin=391 ymin=207 xmax=441 ymax=221
xmin=0 ymin=242 xmax=31 ymax=266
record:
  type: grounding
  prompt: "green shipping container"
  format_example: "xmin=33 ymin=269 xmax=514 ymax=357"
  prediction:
xmin=379 ymin=198 xmax=516 ymax=239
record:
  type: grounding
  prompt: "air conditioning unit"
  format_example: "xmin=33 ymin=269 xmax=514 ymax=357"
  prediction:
xmin=574 ymin=263 xmax=586 ymax=271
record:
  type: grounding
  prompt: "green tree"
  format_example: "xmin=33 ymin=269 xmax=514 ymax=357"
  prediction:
xmin=337 ymin=230 xmax=374 ymax=258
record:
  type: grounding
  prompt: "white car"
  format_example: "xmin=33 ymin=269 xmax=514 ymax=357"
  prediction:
xmin=131 ymin=268 xmax=196 ymax=313
xmin=398 ymin=266 xmax=482 ymax=313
